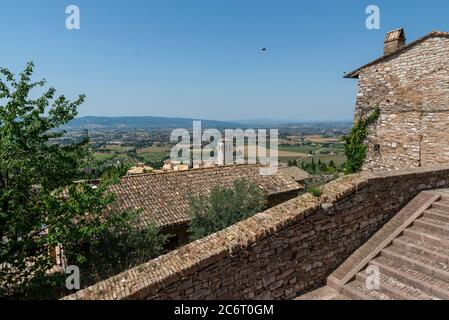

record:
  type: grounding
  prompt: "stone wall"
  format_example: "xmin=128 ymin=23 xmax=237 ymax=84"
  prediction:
xmin=65 ymin=165 xmax=449 ymax=300
xmin=353 ymin=34 xmax=449 ymax=171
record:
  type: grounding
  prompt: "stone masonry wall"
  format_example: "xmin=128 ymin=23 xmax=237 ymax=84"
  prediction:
xmin=353 ymin=34 xmax=449 ymax=171
xmin=65 ymin=165 xmax=449 ymax=300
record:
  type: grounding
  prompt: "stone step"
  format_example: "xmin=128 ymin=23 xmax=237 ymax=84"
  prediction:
xmin=356 ymin=269 xmax=437 ymax=300
xmin=424 ymin=209 xmax=449 ymax=224
xmin=432 ymin=201 xmax=449 ymax=213
xmin=393 ymin=235 xmax=449 ymax=264
xmin=381 ymin=245 xmax=449 ymax=282
xmin=341 ymin=280 xmax=394 ymax=300
xmin=295 ymin=287 xmax=351 ymax=300
xmin=403 ymin=226 xmax=449 ymax=250
xmin=439 ymin=196 xmax=449 ymax=204
xmin=370 ymin=256 xmax=449 ymax=299
xmin=414 ymin=217 xmax=449 ymax=236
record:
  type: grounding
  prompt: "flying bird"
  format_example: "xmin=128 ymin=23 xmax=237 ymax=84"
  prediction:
xmin=261 ymin=48 xmax=267 ymax=51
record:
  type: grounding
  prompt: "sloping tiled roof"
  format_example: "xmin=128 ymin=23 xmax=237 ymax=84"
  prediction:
xmin=277 ymin=166 xmax=312 ymax=182
xmin=109 ymin=164 xmax=302 ymax=230
xmin=344 ymin=30 xmax=449 ymax=79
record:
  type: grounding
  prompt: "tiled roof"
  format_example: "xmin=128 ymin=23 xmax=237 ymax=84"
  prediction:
xmin=278 ymin=166 xmax=312 ymax=182
xmin=109 ymin=164 xmax=303 ymax=230
xmin=344 ymin=30 xmax=449 ymax=79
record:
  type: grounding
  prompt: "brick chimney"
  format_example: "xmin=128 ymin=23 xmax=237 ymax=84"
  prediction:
xmin=384 ymin=28 xmax=406 ymax=55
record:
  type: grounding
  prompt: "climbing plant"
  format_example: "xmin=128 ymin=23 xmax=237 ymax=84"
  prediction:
xmin=343 ymin=107 xmax=380 ymax=173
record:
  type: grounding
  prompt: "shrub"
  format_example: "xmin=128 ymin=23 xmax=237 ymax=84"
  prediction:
xmin=308 ymin=187 xmax=322 ymax=197
xmin=83 ymin=218 xmax=168 ymax=285
xmin=188 ymin=179 xmax=267 ymax=241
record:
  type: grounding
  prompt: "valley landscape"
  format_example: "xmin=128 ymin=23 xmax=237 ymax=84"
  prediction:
xmin=61 ymin=116 xmax=350 ymax=174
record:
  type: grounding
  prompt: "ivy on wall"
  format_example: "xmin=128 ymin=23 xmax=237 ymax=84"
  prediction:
xmin=343 ymin=107 xmax=381 ymax=173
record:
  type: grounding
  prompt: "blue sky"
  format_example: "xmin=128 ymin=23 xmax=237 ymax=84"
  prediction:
xmin=1 ymin=0 xmax=449 ymax=121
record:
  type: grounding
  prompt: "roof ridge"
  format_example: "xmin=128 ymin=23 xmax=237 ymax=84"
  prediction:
xmin=344 ymin=30 xmax=449 ymax=78
xmin=431 ymin=30 xmax=449 ymax=35
xmin=120 ymin=163 xmax=265 ymax=179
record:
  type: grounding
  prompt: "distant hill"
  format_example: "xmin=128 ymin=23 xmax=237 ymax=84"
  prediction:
xmin=64 ymin=116 xmax=243 ymax=130
xmin=237 ymin=119 xmax=353 ymax=128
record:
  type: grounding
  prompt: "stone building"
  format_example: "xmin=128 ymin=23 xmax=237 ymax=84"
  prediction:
xmin=345 ymin=28 xmax=449 ymax=171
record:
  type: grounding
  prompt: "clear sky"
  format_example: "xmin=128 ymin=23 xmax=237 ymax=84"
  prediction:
xmin=1 ymin=0 xmax=449 ymax=121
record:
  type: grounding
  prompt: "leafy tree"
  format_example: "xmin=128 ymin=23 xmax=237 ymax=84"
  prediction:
xmin=318 ymin=161 xmax=327 ymax=172
xmin=188 ymin=179 xmax=267 ymax=241
xmin=100 ymin=161 xmax=131 ymax=180
xmin=0 ymin=63 xmax=166 ymax=298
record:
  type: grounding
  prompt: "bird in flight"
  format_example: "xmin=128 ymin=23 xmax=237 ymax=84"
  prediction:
xmin=261 ymin=48 xmax=267 ymax=51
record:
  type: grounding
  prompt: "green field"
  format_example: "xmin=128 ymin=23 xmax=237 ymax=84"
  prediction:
xmin=279 ymin=154 xmax=347 ymax=166
xmin=98 ymin=145 xmax=135 ymax=152
xmin=93 ymin=142 xmax=347 ymax=168
xmin=279 ymin=145 xmax=322 ymax=154
xmin=93 ymin=152 xmax=137 ymax=162
xmin=137 ymin=146 xmax=171 ymax=163
xmin=93 ymin=146 xmax=171 ymax=164
xmin=93 ymin=153 xmax=116 ymax=161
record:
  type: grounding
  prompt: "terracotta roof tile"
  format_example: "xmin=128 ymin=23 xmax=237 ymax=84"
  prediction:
xmin=109 ymin=164 xmax=302 ymax=229
xmin=278 ymin=166 xmax=312 ymax=182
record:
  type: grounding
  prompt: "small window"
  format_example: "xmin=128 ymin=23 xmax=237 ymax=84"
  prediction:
xmin=374 ymin=144 xmax=381 ymax=153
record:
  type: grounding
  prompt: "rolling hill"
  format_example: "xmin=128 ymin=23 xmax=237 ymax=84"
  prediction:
xmin=64 ymin=116 xmax=243 ymax=130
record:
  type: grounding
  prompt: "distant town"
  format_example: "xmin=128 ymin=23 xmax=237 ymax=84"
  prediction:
xmin=59 ymin=116 xmax=351 ymax=176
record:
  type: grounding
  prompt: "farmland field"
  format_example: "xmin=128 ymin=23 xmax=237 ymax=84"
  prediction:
xmin=92 ymin=137 xmax=347 ymax=168
xmin=98 ymin=145 xmax=135 ymax=152
xmin=305 ymin=135 xmax=342 ymax=143
xmin=137 ymin=146 xmax=171 ymax=163
xmin=92 ymin=152 xmax=138 ymax=163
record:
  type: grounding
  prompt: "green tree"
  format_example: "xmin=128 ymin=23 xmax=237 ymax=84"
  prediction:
xmin=318 ymin=161 xmax=327 ymax=172
xmin=0 ymin=63 xmax=166 ymax=298
xmin=100 ymin=161 xmax=131 ymax=180
xmin=188 ymin=179 xmax=267 ymax=241
xmin=311 ymin=158 xmax=316 ymax=173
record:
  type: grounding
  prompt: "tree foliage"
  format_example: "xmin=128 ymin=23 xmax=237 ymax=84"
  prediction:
xmin=188 ymin=179 xmax=267 ymax=241
xmin=0 ymin=62 xmax=166 ymax=298
xmin=300 ymin=159 xmax=342 ymax=175
xmin=343 ymin=107 xmax=380 ymax=173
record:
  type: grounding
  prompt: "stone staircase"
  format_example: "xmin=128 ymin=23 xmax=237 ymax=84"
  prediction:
xmin=298 ymin=190 xmax=449 ymax=300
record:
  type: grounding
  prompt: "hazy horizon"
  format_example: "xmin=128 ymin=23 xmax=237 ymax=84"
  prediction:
xmin=72 ymin=114 xmax=354 ymax=123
